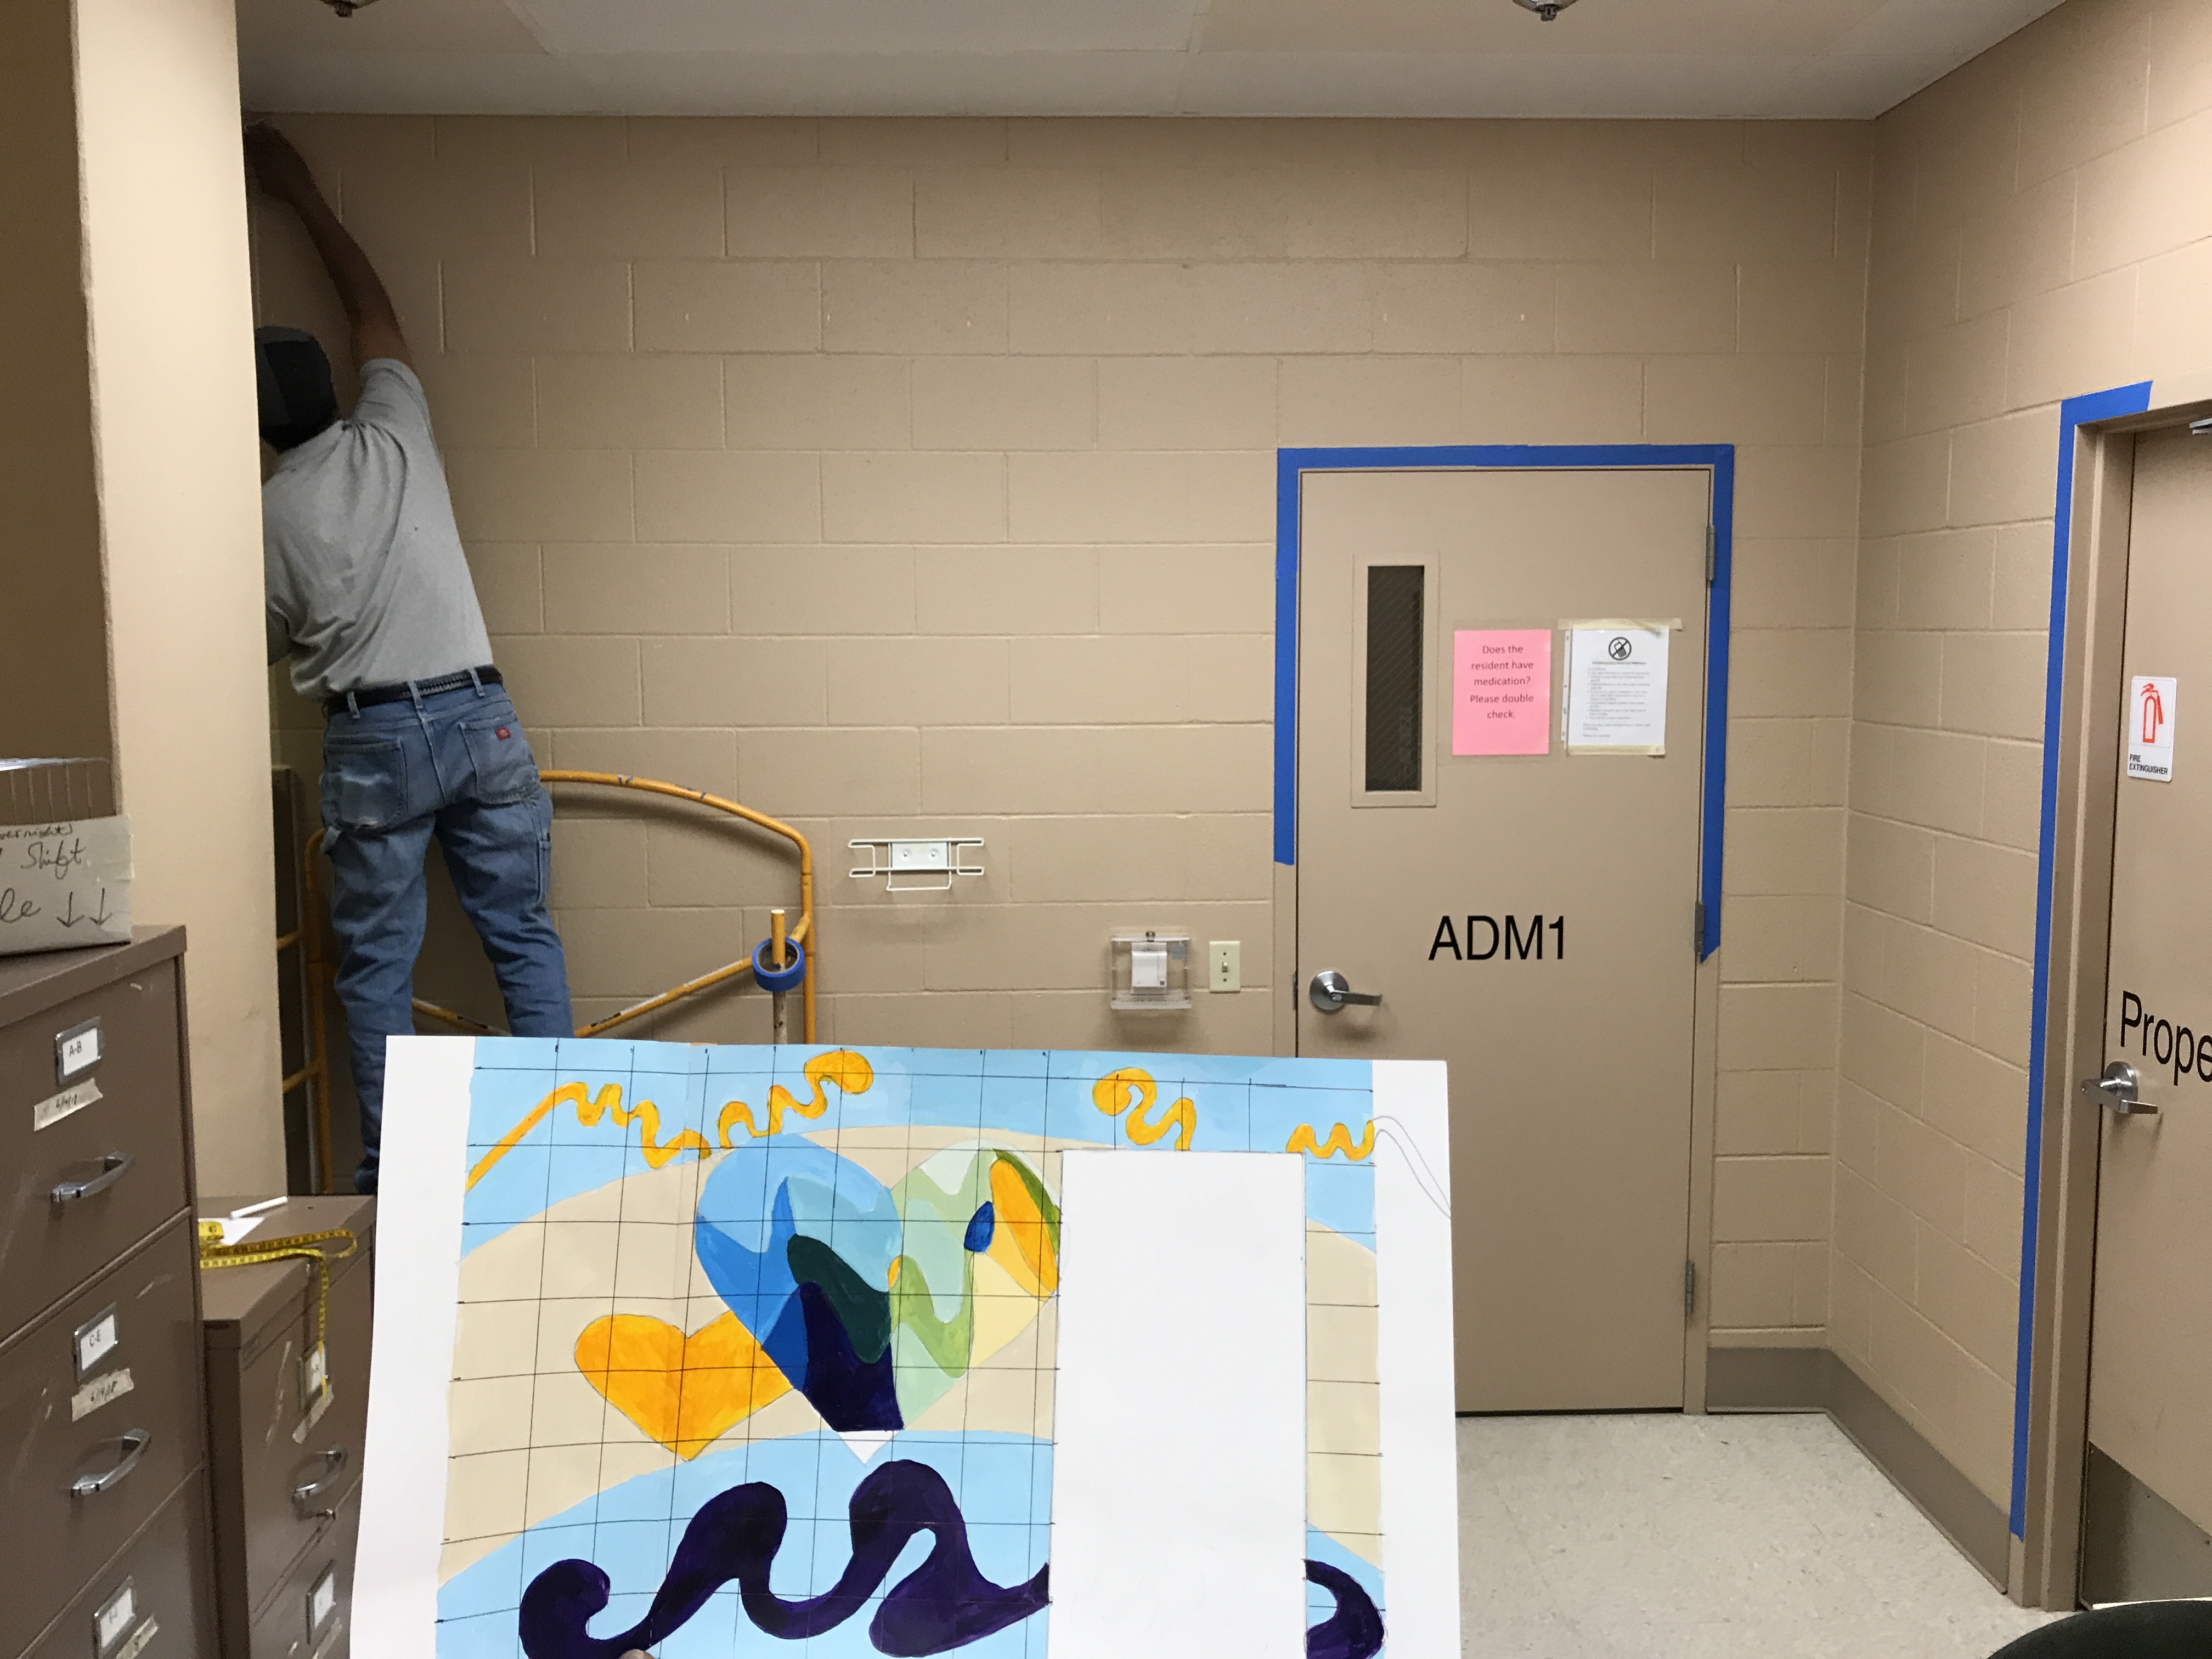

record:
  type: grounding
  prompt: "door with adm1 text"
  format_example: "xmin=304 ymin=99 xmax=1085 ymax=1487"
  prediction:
xmin=1295 ymin=466 xmax=1713 ymax=1412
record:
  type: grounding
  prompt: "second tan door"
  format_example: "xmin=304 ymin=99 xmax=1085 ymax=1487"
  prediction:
xmin=1296 ymin=466 xmax=1711 ymax=1412
xmin=2081 ymin=426 xmax=2212 ymax=1598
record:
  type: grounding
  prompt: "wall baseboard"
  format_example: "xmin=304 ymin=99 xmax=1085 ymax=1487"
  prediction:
xmin=1707 ymin=1346 xmax=2010 ymax=1590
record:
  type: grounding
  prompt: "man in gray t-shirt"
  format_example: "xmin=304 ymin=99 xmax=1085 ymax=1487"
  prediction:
xmin=250 ymin=126 xmax=572 ymax=1194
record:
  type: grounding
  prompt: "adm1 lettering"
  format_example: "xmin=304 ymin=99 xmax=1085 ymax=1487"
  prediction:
xmin=1429 ymin=915 xmax=1565 ymax=961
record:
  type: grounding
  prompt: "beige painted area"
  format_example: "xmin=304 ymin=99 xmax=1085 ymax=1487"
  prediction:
xmin=1841 ymin=0 xmax=2212 ymax=1508
xmin=251 ymin=112 xmax=1867 ymax=1339
xmin=78 ymin=0 xmax=285 ymax=1189
xmin=0 ymin=2 xmax=111 ymax=760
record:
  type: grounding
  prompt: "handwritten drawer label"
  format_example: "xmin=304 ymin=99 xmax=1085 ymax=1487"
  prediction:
xmin=293 ymin=1383 xmax=333 ymax=1442
xmin=72 ymin=1367 xmax=134 ymax=1421
xmin=93 ymin=1583 xmax=135 ymax=1654
xmin=33 ymin=1079 xmax=101 ymax=1131
xmin=308 ymin=1565 xmax=338 ymax=1630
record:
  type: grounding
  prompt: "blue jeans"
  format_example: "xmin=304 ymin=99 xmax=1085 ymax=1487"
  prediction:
xmin=320 ymin=682 xmax=572 ymax=1193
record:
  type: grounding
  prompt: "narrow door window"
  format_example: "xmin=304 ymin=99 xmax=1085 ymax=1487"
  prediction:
xmin=1364 ymin=565 xmax=1426 ymax=793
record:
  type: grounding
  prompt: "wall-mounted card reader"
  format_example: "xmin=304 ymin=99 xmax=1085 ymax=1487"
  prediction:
xmin=1111 ymin=931 xmax=1191 ymax=1011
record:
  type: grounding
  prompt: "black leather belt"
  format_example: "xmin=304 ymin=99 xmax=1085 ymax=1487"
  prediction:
xmin=325 ymin=665 xmax=501 ymax=716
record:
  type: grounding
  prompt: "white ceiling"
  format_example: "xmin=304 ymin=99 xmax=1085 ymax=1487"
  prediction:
xmin=237 ymin=0 xmax=2066 ymax=119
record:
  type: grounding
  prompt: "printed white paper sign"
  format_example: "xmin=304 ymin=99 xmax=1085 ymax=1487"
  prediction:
xmin=2127 ymin=675 xmax=2177 ymax=782
xmin=1564 ymin=624 xmax=1671 ymax=753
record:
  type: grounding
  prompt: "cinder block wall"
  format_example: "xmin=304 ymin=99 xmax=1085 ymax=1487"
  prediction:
xmin=254 ymin=114 xmax=1870 ymax=1346
xmin=1842 ymin=0 xmax=2212 ymax=1504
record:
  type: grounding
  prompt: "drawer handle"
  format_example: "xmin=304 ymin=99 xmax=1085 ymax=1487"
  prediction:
xmin=294 ymin=1446 xmax=347 ymax=1516
xmin=71 ymin=1427 xmax=150 ymax=1497
xmin=52 ymin=1152 xmax=134 ymax=1205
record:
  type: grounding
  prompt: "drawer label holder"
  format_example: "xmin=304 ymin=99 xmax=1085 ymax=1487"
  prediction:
xmin=196 ymin=1225 xmax=358 ymax=1425
xmin=57 ymin=1016 xmax=102 ymax=1085
xmin=93 ymin=1582 xmax=134 ymax=1654
xmin=74 ymin=1305 xmax=120 ymax=1379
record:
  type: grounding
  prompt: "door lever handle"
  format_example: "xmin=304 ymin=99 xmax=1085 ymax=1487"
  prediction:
xmin=1309 ymin=970 xmax=1382 ymax=1013
xmin=2080 ymin=1060 xmax=2157 ymax=1117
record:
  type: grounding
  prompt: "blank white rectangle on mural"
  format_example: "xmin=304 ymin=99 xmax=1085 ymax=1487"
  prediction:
xmin=1048 ymin=1150 xmax=1308 ymax=1659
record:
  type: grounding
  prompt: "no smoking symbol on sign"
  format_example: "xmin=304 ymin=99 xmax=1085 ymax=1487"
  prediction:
xmin=1607 ymin=636 xmax=1633 ymax=661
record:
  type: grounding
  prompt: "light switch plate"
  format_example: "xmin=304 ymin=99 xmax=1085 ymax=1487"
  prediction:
xmin=1208 ymin=940 xmax=1241 ymax=993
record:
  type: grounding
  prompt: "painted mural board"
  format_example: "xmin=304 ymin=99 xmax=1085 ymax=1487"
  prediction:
xmin=354 ymin=1037 xmax=1458 ymax=1659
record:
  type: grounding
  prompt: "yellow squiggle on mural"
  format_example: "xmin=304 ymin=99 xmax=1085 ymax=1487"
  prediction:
xmin=467 ymin=1082 xmax=713 ymax=1190
xmin=1286 ymin=1120 xmax=1376 ymax=1161
xmin=466 ymin=1051 xmax=875 ymax=1188
xmin=1092 ymin=1067 xmax=1197 ymax=1150
xmin=716 ymin=1048 xmax=875 ymax=1146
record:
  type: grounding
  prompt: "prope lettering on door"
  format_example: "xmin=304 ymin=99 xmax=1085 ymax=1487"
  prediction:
xmin=1429 ymin=915 xmax=1565 ymax=961
xmin=2120 ymin=990 xmax=2212 ymax=1086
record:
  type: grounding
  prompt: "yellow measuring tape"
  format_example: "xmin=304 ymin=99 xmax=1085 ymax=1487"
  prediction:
xmin=198 ymin=1226 xmax=359 ymax=1406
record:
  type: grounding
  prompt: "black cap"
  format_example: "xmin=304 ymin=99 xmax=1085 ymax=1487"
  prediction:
xmin=254 ymin=326 xmax=338 ymax=451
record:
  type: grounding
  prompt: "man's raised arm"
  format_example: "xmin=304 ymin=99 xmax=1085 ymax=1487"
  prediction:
xmin=244 ymin=123 xmax=411 ymax=371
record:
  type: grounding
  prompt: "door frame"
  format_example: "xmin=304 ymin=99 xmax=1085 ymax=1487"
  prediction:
xmin=1270 ymin=445 xmax=1736 ymax=1410
xmin=2013 ymin=379 xmax=2212 ymax=1606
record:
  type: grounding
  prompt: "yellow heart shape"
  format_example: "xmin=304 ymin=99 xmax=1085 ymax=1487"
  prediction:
xmin=575 ymin=1311 xmax=791 ymax=1460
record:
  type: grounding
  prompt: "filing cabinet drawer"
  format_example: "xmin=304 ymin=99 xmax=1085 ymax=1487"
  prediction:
xmin=0 ymin=960 xmax=188 ymax=1341
xmin=20 ymin=1470 xmax=216 ymax=1659
xmin=203 ymin=1197 xmax=374 ymax=1630
xmin=242 ymin=1481 xmax=359 ymax=1659
xmin=0 ymin=1221 xmax=205 ymax=1659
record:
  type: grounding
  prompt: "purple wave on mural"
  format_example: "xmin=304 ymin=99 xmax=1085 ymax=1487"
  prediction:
xmin=1304 ymin=1559 xmax=1386 ymax=1659
xmin=517 ymin=1459 xmax=1047 ymax=1659
xmin=515 ymin=1459 xmax=1384 ymax=1659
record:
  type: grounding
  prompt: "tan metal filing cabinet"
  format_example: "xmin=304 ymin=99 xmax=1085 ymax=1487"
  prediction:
xmin=0 ymin=927 xmax=215 ymax=1659
xmin=200 ymin=1196 xmax=375 ymax=1659
xmin=22 ymin=1474 xmax=219 ymax=1659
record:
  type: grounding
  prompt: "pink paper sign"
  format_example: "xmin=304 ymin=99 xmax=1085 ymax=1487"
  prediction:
xmin=1453 ymin=629 xmax=1552 ymax=755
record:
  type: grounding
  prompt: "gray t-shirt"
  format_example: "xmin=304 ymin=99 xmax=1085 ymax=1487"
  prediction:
xmin=263 ymin=359 xmax=493 ymax=701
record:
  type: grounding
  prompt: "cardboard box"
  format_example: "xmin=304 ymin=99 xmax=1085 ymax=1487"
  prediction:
xmin=0 ymin=760 xmax=132 ymax=954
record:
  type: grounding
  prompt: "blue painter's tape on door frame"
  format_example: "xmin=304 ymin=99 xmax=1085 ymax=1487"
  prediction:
xmin=1273 ymin=445 xmax=1736 ymax=962
xmin=2009 ymin=381 xmax=2154 ymax=1541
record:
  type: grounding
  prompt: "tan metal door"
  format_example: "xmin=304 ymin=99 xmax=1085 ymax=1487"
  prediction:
xmin=2081 ymin=426 xmax=2212 ymax=1599
xmin=1295 ymin=466 xmax=1710 ymax=1411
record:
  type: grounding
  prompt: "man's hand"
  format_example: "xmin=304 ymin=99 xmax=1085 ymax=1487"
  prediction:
xmin=245 ymin=124 xmax=322 ymax=209
xmin=244 ymin=121 xmax=410 ymax=371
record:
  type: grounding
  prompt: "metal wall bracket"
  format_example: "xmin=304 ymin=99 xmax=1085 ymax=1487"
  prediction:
xmin=849 ymin=838 xmax=986 ymax=893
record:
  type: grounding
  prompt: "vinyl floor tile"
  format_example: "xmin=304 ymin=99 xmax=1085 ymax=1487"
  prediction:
xmin=1457 ymin=1414 xmax=2060 ymax=1658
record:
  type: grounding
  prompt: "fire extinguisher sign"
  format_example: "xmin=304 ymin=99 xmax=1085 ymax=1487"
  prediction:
xmin=2127 ymin=675 xmax=2179 ymax=782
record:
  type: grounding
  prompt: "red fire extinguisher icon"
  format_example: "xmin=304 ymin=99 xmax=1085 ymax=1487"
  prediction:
xmin=2142 ymin=679 xmax=2166 ymax=746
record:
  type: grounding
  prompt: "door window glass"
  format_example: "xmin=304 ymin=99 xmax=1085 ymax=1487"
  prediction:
xmin=1364 ymin=565 xmax=1425 ymax=792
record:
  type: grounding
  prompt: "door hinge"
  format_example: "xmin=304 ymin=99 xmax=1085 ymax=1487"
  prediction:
xmin=1684 ymin=1259 xmax=1697 ymax=1316
xmin=1694 ymin=900 xmax=1706 ymax=954
xmin=1705 ymin=526 xmax=1717 ymax=584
